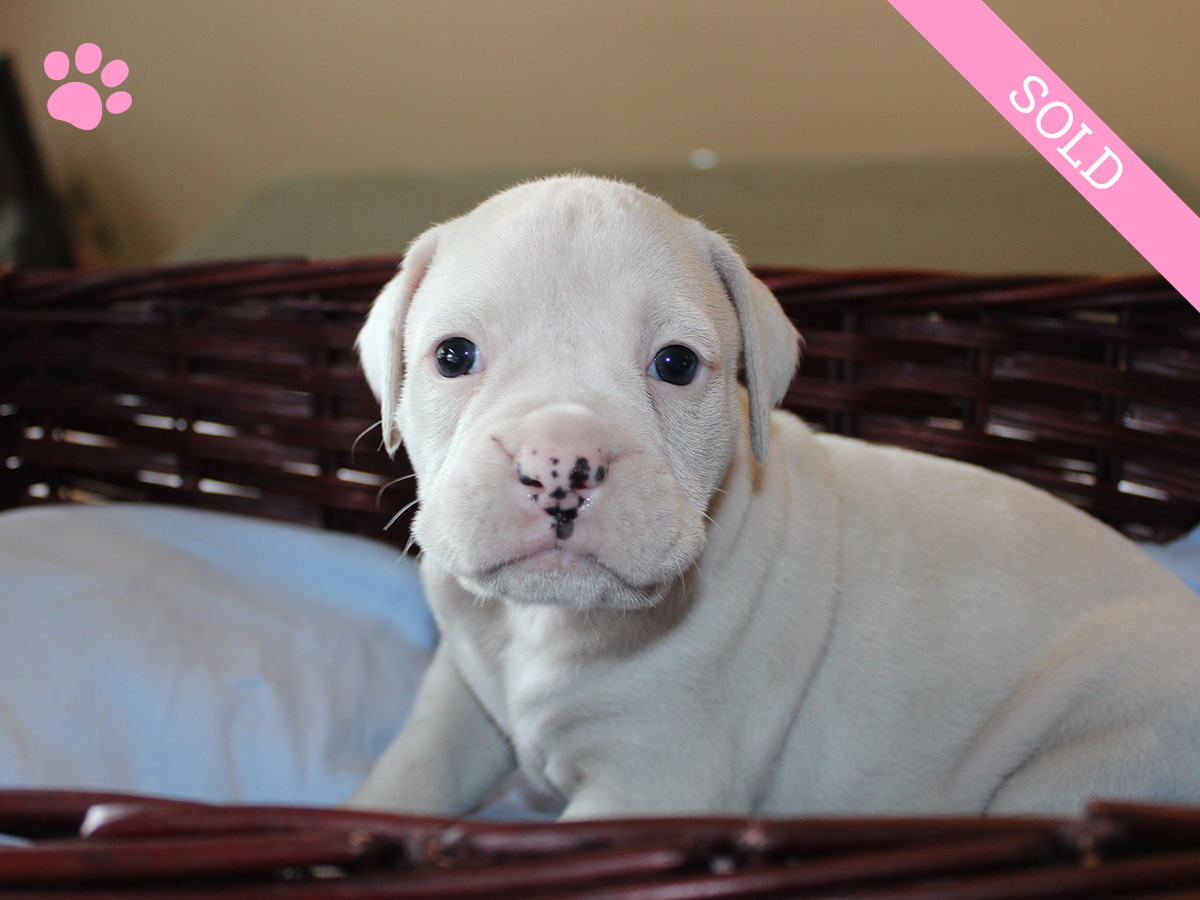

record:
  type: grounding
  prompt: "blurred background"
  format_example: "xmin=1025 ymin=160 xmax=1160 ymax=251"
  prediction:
xmin=1 ymin=0 xmax=1197 ymax=274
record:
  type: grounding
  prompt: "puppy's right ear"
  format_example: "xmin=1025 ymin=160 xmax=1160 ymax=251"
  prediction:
xmin=699 ymin=229 xmax=801 ymax=464
xmin=356 ymin=226 xmax=441 ymax=456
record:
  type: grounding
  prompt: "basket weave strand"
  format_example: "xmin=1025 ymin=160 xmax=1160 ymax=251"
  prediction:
xmin=5 ymin=790 xmax=1200 ymax=897
xmin=3 ymin=259 xmax=1198 ymax=543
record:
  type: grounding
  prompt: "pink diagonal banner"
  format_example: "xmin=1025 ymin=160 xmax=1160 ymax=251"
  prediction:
xmin=888 ymin=0 xmax=1200 ymax=312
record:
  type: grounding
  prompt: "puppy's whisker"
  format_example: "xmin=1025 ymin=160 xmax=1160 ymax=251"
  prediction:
xmin=701 ymin=510 xmax=730 ymax=548
xmin=377 ymin=472 xmax=418 ymax=505
xmin=385 ymin=498 xmax=420 ymax=532
xmin=381 ymin=471 xmax=417 ymax=487
xmin=402 ymin=532 xmax=419 ymax=557
xmin=352 ymin=421 xmax=383 ymax=461
xmin=584 ymin=610 xmax=601 ymax=645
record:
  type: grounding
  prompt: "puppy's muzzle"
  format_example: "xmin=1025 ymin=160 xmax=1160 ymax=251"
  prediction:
xmin=510 ymin=407 xmax=611 ymax=541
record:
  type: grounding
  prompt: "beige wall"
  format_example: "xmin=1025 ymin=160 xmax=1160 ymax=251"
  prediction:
xmin=2 ymin=0 xmax=1197 ymax=264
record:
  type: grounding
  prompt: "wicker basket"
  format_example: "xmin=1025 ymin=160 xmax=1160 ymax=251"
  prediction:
xmin=2 ymin=259 xmax=1200 ymax=897
xmin=4 ymin=790 xmax=1200 ymax=897
xmin=3 ymin=260 xmax=1198 ymax=545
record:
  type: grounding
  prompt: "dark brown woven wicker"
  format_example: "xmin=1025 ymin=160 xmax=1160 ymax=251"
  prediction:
xmin=3 ymin=259 xmax=1200 ymax=896
xmin=3 ymin=260 xmax=1199 ymax=545
xmin=4 ymin=790 xmax=1200 ymax=898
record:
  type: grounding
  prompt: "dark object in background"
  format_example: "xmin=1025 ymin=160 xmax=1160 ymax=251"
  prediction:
xmin=0 ymin=54 xmax=74 ymax=268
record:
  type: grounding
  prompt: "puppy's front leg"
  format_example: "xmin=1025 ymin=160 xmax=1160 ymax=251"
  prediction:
xmin=561 ymin=778 xmax=749 ymax=821
xmin=558 ymin=740 xmax=753 ymax=820
xmin=345 ymin=645 xmax=515 ymax=815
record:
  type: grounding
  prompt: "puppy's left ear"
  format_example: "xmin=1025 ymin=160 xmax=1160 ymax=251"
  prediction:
xmin=356 ymin=226 xmax=441 ymax=456
xmin=701 ymin=230 xmax=801 ymax=462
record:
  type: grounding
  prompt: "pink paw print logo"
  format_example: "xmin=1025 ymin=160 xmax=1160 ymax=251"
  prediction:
xmin=44 ymin=43 xmax=131 ymax=131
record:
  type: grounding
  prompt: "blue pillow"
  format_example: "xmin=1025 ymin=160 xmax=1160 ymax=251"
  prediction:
xmin=0 ymin=503 xmax=435 ymax=805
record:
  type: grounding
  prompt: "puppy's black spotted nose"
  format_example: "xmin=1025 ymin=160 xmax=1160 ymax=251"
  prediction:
xmin=516 ymin=450 xmax=608 ymax=492
xmin=515 ymin=445 xmax=609 ymax=540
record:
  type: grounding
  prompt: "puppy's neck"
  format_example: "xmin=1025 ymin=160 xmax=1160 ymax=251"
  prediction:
xmin=700 ymin=415 xmax=765 ymax=570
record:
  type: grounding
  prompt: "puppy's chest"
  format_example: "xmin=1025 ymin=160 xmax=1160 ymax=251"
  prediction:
xmin=501 ymin=624 xmax=608 ymax=734
xmin=478 ymin=615 xmax=622 ymax=789
xmin=513 ymin=666 xmax=634 ymax=800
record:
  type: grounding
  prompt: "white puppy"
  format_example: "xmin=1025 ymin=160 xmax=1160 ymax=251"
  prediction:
xmin=350 ymin=175 xmax=1200 ymax=818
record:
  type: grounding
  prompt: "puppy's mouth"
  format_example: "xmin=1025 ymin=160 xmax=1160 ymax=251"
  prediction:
xmin=468 ymin=546 xmax=664 ymax=610
xmin=517 ymin=543 xmax=598 ymax=571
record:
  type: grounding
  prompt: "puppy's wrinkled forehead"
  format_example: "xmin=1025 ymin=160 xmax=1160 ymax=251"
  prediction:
xmin=422 ymin=178 xmax=725 ymax=322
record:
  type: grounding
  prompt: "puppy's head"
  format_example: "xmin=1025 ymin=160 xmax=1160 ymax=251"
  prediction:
xmin=358 ymin=176 xmax=799 ymax=610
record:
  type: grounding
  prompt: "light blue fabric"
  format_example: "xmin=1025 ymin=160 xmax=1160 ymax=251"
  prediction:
xmin=0 ymin=503 xmax=435 ymax=805
xmin=2 ymin=502 xmax=1197 ymax=814
xmin=1144 ymin=525 xmax=1200 ymax=596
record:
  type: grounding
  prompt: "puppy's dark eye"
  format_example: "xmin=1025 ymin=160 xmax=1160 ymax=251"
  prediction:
xmin=650 ymin=344 xmax=699 ymax=386
xmin=435 ymin=337 xmax=480 ymax=377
